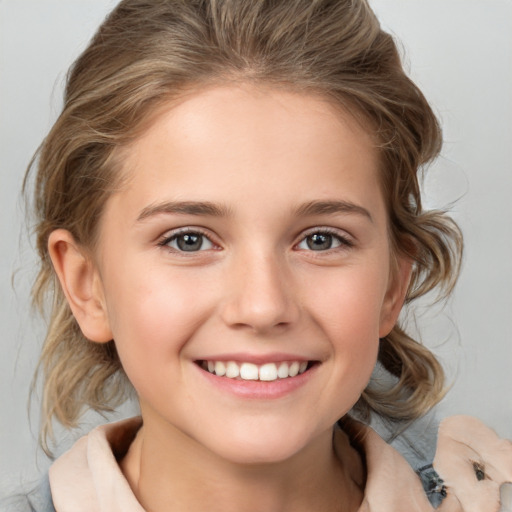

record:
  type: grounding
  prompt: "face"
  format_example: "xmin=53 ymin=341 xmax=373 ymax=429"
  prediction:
xmin=67 ymin=85 xmax=409 ymax=464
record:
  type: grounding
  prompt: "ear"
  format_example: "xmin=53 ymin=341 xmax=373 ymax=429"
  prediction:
xmin=48 ymin=229 xmax=113 ymax=343
xmin=379 ymin=256 xmax=413 ymax=338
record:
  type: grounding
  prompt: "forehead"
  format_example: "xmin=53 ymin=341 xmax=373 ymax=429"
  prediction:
xmin=109 ymin=85 xmax=383 ymax=223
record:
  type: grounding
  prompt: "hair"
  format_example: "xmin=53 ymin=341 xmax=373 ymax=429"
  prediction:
xmin=25 ymin=0 xmax=462 ymax=450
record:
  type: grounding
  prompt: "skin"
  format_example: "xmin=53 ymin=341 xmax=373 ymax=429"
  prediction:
xmin=49 ymin=85 xmax=411 ymax=512
xmin=434 ymin=416 xmax=512 ymax=512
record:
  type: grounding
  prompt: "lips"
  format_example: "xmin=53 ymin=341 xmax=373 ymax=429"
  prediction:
xmin=198 ymin=360 xmax=312 ymax=381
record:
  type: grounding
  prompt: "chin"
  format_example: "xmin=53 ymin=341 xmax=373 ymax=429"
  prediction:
xmin=202 ymin=421 xmax=324 ymax=466
xmin=215 ymin=442 xmax=303 ymax=466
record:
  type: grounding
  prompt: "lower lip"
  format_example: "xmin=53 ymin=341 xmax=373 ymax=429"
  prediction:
xmin=194 ymin=363 xmax=317 ymax=400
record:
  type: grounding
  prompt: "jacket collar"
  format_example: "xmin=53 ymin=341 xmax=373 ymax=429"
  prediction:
xmin=50 ymin=416 xmax=434 ymax=512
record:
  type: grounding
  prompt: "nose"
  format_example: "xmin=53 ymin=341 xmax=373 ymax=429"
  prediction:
xmin=220 ymin=250 xmax=299 ymax=334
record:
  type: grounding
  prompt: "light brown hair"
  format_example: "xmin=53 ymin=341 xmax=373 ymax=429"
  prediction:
xmin=25 ymin=0 xmax=462 ymax=450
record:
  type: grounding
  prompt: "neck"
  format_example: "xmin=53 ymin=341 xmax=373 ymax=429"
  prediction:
xmin=121 ymin=418 xmax=364 ymax=512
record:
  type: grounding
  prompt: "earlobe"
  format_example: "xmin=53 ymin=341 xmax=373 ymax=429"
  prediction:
xmin=48 ymin=229 xmax=113 ymax=343
xmin=379 ymin=257 xmax=413 ymax=338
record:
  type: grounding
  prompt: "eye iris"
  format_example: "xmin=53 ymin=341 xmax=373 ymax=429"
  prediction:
xmin=177 ymin=233 xmax=203 ymax=251
xmin=307 ymin=233 xmax=332 ymax=251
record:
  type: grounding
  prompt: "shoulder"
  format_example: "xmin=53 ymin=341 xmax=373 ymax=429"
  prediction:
xmin=26 ymin=474 xmax=56 ymax=512
xmin=0 ymin=474 xmax=55 ymax=512
xmin=342 ymin=415 xmax=512 ymax=511
xmin=49 ymin=417 xmax=144 ymax=512
xmin=432 ymin=415 xmax=512 ymax=511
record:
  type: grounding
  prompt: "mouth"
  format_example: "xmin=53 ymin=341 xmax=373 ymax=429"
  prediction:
xmin=195 ymin=360 xmax=317 ymax=382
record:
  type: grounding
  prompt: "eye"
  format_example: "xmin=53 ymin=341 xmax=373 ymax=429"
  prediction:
xmin=159 ymin=230 xmax=215 ymax=252
xmin=296 ymin=230 xmax=353 ymax=252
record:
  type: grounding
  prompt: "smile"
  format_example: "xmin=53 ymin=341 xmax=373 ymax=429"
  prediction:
xmin=198 ymin=360 xmax=311 ymax=382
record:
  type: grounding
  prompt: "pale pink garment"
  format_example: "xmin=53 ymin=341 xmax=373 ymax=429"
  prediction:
xmin=49 ymin=416 xmax=512 ymax=512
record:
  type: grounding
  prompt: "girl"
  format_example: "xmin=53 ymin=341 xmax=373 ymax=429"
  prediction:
xmin=9 ymin=0 xmax=512 ymax=510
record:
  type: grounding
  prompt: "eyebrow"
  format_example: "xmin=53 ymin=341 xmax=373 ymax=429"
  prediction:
xmin=137 ymin=201 xmax=231 ymax=222
xmin=294 ymin=200 xmax=373 ymax=222
xmin=136 ymin=199 xmax=372 ymax=223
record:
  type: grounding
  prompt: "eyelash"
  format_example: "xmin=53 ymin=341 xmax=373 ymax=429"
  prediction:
xmin=157 ymin=227 xmax=354 ymax=254
xmin=295 ymin=228 xmax=354 ymax=253
xmin=157 ymin=228 xmax=218 ymax=253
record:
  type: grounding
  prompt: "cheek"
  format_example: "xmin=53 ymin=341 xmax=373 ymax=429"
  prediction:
xmin=302 ymin=266 xmax=387 ymax=396
xmin=307 ymin=264 xmax=389 ymax=339
xmin=101 ymin=263 xmax=215 ymax=377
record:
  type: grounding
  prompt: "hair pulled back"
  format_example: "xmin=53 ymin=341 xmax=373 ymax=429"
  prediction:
xmin=26 ymin=0 xmax=462 ymax=448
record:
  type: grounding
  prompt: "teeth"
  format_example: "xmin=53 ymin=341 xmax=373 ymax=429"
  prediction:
xmin=214 ymin=361 xmax=226 ymax=376
xmin=289 ymin=361 xmax=300 ymax=377
xmin=277 ymin=362 xmax=289 ymax=379
xmin=226 ymin=361 xmax=240 ymax=378
xmin=259 ymin=363 xmax=278 ymax=381
xmin=240 ymin=363 xmax=259 ymax=380
xmin=203 ymin=360 xmax=310 ymax=381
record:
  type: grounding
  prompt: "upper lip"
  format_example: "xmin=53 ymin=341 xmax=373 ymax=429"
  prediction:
xmin=195 ymin=352 xmax=317 ymax=364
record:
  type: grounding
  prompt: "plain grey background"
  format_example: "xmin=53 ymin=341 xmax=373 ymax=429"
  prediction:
xmin=1 ymin=0 xmax=511 ymax=491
